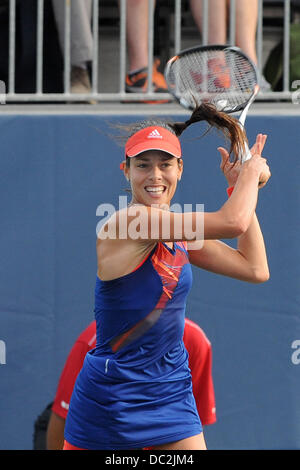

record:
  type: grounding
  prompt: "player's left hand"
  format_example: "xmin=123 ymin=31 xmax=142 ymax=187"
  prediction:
xmin=218 ymin=133 xmax=268 ymax=187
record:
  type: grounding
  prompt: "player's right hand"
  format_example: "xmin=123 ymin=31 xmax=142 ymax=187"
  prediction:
xmin=244 ymin=152 xmax=271 ymax=188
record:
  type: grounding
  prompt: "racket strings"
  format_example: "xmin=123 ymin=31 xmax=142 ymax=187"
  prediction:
xmin=167 ymin=48 xmax=257 ymax=112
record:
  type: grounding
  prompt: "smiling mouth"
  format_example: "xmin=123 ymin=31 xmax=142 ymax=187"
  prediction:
xmin=144 ymin=186 xmax=166 ymax=195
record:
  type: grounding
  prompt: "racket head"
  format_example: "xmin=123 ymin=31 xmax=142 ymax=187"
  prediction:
xmin=164 ymin=44 xmax=259 ymax=113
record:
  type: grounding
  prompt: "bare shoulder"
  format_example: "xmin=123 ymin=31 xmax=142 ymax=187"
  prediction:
xmin=96 ymin=237 xmax=156 ymax=281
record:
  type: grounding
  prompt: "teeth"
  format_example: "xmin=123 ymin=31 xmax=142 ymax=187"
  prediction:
xmin=145 ymin=186 xmax=165 ymax=192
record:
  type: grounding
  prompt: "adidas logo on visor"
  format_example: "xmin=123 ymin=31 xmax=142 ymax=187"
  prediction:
xmin=147 ymin=129 xmax=163 ymax=139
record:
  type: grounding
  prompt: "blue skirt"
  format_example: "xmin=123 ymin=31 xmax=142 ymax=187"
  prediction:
xmin=64 ymin=341 xmax=202 ymax=450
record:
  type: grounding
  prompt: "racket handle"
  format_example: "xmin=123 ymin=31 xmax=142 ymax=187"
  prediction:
xmin=239 ymin=85 xmax=260 ymax=127
xmin=240 ymin=139 xmax=263 ymax=187
xmin=240 ymin=141 xmax=252 ymax=163
xmin=238 ymin=85 xmax=260 ymax=163
xmin=237 ymin=124 xmax=252 ymax=163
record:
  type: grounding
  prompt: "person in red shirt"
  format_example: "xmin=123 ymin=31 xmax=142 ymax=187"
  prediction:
xmin=45 ymin=318 xmax=216 ymax=450
xmin=183 ymin=319 xmax=216 ymax=427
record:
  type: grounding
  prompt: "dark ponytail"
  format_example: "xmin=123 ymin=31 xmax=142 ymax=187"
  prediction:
xmin=109 ymin=102 xmax=247 ymax=163
xmin=169 ymin=102 xmax=248 ymax=163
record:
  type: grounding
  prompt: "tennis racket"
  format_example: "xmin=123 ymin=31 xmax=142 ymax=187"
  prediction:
xmin=164 ymin=45 xmax=260 ymax=162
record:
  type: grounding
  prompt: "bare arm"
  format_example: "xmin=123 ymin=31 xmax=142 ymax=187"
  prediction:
xmin=188 ymin=212 xmax=269 ymax=283
xmin=98 ymin=157 xmax=266 ymax=245
xmin=46 ymin=411 xmax=65 ymax=450
xmin=188 ymin=133 xmax=270 ymax=283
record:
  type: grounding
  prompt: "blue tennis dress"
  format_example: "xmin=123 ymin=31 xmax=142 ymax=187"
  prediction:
xmin=64 ymin=242 xmax=202 ymax=450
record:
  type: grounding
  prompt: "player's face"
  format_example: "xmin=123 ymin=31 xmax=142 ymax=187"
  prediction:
xmin=126 ymin=151 xmax=183 ymax=207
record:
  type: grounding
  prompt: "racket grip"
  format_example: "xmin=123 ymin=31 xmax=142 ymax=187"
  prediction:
xmin=240 ymin=142 xmax=252 ymax=163
xmin=241 ymin=143 xmax=264 ymax=187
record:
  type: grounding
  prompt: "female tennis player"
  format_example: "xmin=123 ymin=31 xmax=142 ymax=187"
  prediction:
xmin=63 ymin=104 xmax=270 ymax=450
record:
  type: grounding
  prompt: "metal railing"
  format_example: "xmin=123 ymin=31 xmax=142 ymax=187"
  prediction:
xmin=4 ymin=0 xmax=295 ymax=104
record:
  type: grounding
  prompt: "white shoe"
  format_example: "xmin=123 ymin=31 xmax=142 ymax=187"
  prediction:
xmin=71 ymin=66 xmax=92 ymax=94
xmin=70 ymin=66 xmax=97 ymax=104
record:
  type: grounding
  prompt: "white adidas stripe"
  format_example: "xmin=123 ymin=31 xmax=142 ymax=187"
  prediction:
xmin=147 ymin=129 xmax=163 ymax=139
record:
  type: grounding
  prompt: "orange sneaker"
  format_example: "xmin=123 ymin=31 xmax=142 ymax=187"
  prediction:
xmin=152 ymin=58 xmax=169 ymax=91
xmin=125 ymin=59 xmax=170 ymax=103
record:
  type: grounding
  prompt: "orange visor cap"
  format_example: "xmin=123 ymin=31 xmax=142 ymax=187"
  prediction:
xmin=125 ymin=126 xmax=182 ymax=159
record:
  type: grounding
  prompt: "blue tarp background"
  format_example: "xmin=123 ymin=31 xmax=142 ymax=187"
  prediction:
xmin=0 ymin=112 xmax=299 ymax=449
